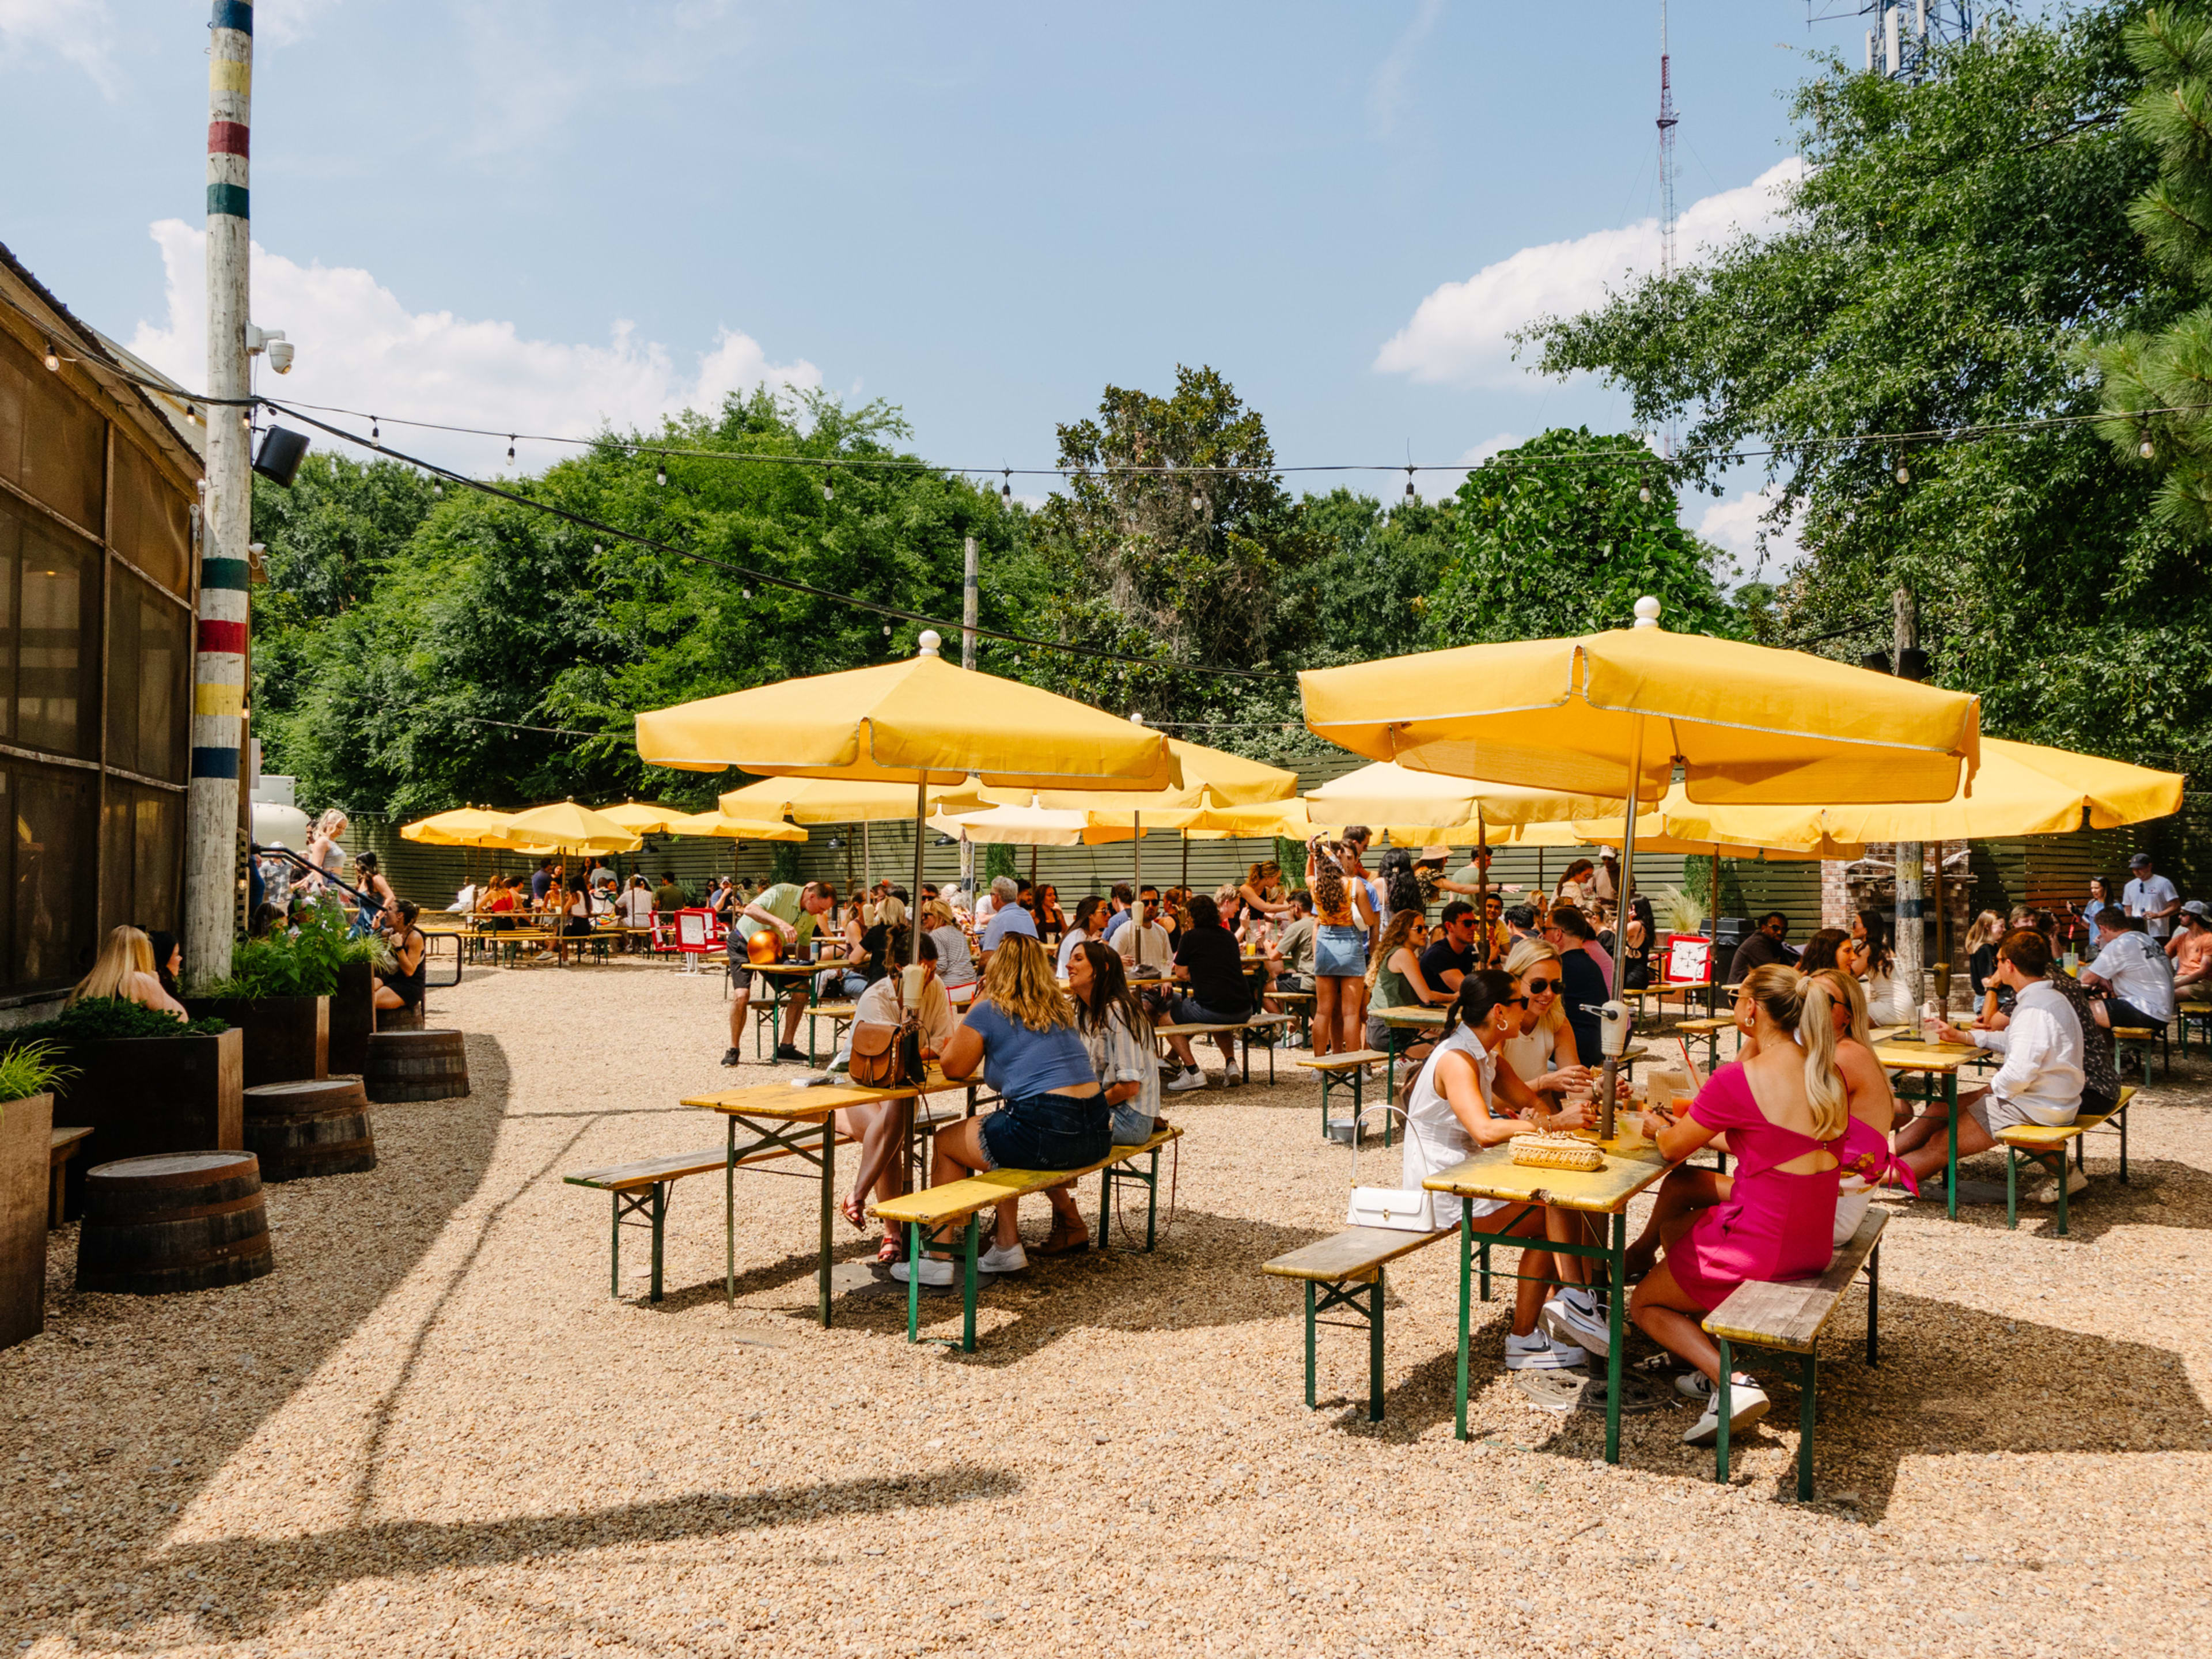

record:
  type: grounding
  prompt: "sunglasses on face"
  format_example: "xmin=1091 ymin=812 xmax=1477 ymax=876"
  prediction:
xmin=1524 ymin=977 xmax=1559 ymax=994
xmin=1503 ymin=995 xmax=1531 ymax=1008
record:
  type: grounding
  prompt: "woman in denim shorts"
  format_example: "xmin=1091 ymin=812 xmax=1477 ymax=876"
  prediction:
xmin=893 ymin=934 xmax=1107 ymax=1289
xmin=1306 ymin=836 xmax=1378 ymax=1061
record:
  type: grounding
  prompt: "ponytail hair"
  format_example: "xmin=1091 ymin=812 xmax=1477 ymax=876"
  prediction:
xmin=1441 ymin=968 xmax=1517 ymax=1043
xmin=1743 ymin=963 xmax=1849 ymax=1141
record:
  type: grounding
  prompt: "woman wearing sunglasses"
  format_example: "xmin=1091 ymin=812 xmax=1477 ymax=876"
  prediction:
xmin=1499 ymin=937 xmax=1594 ymax=1104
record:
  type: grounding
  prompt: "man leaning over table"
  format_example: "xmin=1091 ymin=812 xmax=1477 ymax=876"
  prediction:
xmin=723 ymin=879 xmax=837 ymax=1067
xmin=1896 ymin=929 xmax=2085 ymax=1201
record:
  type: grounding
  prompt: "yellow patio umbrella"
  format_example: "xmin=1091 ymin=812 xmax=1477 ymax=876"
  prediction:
xmin=594 ymin=801 xmax=699 ymax=835
xmin=1304 ymin=760 xmax=1616 ymax=830
xmin=1301 ymin=600 xmax=1984 ymax=1134
xmin=719 ymin=774 xmax=995 ymax=897
xmin=399 ymin=806 xmax=520 ymax=847
xmin=933 ymin=797 xmax=1135 ymax=847
xmin=635 ymin=631 xmax=1179 ymax=963
xmin=660 ymin=810 xmax=809 ymax=842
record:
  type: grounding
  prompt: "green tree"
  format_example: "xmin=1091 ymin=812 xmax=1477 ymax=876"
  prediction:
xmin=1423 ymin=428 xmax=1737 ymax=646
xmin=1298 ymin=487 xmax=1457 ymax=665
xmin=1528 ymin=5 xmax=2212 ymax=772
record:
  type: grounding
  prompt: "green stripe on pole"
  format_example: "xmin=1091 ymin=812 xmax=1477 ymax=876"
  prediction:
xmin=202 ymin=557 xmax=251 ymax=590
xmin=206 ymin=182 xmax=249 ymax=218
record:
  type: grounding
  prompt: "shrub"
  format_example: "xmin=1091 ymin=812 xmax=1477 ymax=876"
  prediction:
xmin=0 ymin=1040 xmax=74 ymax=1104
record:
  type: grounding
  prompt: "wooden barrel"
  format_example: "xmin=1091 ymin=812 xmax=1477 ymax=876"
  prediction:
xmin=75 ymin=1152 xmax=274 ymax=1295
xmin=365 ymin=1029 xmax=470 ymax=1103
xmin=242 ymin=1079 xmax=376 ymax=1181
xmin=377 ymin=1002 xmax=426 ymax=1032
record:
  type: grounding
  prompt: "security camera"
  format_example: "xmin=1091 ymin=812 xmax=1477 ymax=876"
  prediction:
xmin=266 ymin=338 xmax=295 ymax=374
xmin=244 ymin=323 xmax=293 ymax=372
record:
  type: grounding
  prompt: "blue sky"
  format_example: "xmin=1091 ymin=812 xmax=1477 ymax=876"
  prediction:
xmin=1 ymin=2 xmax=1883 ymax=571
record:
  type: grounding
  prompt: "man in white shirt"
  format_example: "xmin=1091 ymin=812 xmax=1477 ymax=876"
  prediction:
xmin=2123 ymin=852 xmax=2181 ymax=939
xmin=1113 ymin=910 xmax=1174 ymax=978
xmin=449 ymin=881 xmax=480 ymax=914
xmin=2082 ymin=905 xmax=2177 ymax=1036
xmin=1900 ymin=929 xmax=2084 ymax=1190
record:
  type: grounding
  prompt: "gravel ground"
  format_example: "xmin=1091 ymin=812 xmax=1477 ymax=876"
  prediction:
xmin=5 ymin=960 xmax=2211 ymax=1658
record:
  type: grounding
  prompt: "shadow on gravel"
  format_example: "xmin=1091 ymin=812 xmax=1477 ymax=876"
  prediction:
xmin=1905 ymin=1154 xmax=2212 ymax=1244
xmin=145 ymin=1467 xmax=1020 ymax=1641
xmin=7 ymin=1028 xmax=512 ymax=1652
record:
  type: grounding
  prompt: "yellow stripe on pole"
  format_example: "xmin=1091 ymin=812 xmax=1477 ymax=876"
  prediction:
xmin=210 ymin=58 xmax=251 ymax=94
xmin=194 ymin=681 xmax=245 ymax=718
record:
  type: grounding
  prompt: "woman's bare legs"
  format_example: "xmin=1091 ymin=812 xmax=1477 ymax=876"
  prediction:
xmin=1340 ymin=978 xmax=1369 ymax=1055
xmin=1623 ymin=1166 xmax=1732 ymax=1283
xmin=1313 ymin=978 xmax=1341 ymax=1059
xmin=927 ymin=1117 xmax=1020 ymax=1249
xmin=833 ymin=1101 xmax=910 ymax=1245
xmin=1629 ymin=1260 xmax=1728 ymax=1382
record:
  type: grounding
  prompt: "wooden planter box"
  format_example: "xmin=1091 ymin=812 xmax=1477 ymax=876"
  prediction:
xmin=183 ymin=995 xmax=328 ymax=1089
xmin=327 ymin=960 xmax=375 ymax=1076
xmin=47 ymin=1029 xmax=244 ymax=1221
xmin=1 ymin=1092 xmax=53 ymax=1349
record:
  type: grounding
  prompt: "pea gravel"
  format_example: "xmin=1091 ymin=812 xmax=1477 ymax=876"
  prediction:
xmin=5 ymin=962 xmax=2210 ymax=1657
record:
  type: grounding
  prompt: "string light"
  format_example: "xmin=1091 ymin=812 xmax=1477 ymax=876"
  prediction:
xmin=1002 ymin=469 xmax=1012 ymax=502
xmin=42 ymin=342 xmax=61 ymax=372
xmin=823 ymin=472 xmax=834 ymax=502
xmin=1191 ymin=491 xmax=1205 ymax=512
xmin=507 ymin=435 xmax=517 ymax=463
xmin=371 ymin=416 xmax=380 ymax=441
xmin=1404 ymin=466 xmax=1416 ymax=502
xmin=656 ymin=459 xmax=667 ymax=487
xmin=2140 ymin=438 xmax=2156 ymax=459
xmin=1895 ymin=461 xmax=1910 ymax=484
xmin=1638 ymin=480 xmax=1653 ymax=503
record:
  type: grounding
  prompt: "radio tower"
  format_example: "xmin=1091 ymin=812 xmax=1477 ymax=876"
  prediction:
xmin=1657 ymin=0 xmax=1679 ymax=459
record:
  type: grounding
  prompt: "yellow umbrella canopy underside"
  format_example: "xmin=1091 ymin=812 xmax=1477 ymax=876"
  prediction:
xmin=718 ymin=775 xmax=992 ymax=823
xmin=636 ymin=644 xmax=1178 ymax=791
xmin=1299 ymin=619 xmax=1982 ymax=807
xmin=1302 ymin=760 xmax=1619 ymax=831
xmin=399 ymin=807 xmax=519 ymax=848
xmin=996 ymin=737 xmax=1298 ymax=813
xmin=658 ymin=810 xmax=809 ymax=842
xmin=593 ymin=801 xmax=699 ymax=834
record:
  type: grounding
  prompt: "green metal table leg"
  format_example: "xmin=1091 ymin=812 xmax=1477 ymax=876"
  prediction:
xmin=1604 ymin=1210 xmax=1626 ymax=1465
xmin=1369 ymin=1268 xmax=1387 ymax=1424
xmin=1944 ymin=1072 xmax=1959 ymax=1219
xmin=1304 ymin=1281 xmax=1317 ymax=1409
xmin=609 ymin=1192 xmax=622 ymax=1298
xmin=724 ymin=1115 xmax=737 ymax=1306
xmin=904 ymin=1224 xmax=923 ymax=1342
xmin=1715 ymin=1336 xmax=1734 ymax=1484
xmin=1797 ymin=1351 xmax=1818 ymax=1501
xmin=819 ymin=1116 xmax=836 ymax=1327
xmin=1866 ymin=1243 xmax=1880 ymax=1365
xmin=960 ymin=1214 xmax=981 ymax=1353
xmin=649 ymin=1183 xmax=667 ymax=1303
xmin=1455 ymin=1206 xmax=1472 ymax=1441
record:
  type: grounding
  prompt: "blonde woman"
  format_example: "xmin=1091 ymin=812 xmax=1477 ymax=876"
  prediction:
xmin=897 ymin=935 xmax=1105 ymax=1286
xmin=1238 ymin=860 xmax=1292 ymax=921
xmin=305 ymin=809 xmax=349 ymax=895
xmin=69 ymin=926 xmax=187 ymax=1020
xmin=922 ymin=897 xmax=979 ymax=1002
xmin=1630 ymin=965 xmax=1848 ymax=1444
xmin=1498 ymin=936 xmax=1593 ymax=1103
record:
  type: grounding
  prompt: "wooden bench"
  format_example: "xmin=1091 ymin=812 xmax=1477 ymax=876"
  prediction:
xmin=1997 ymin=1084 xmax=2140 ymax=1235
xmin=1268 ymin=990 xmax=1315 ymax=1046
xmin=1262 ymin=1224 xmax=1452 ymax=1421
xmin=871 ymin=1126 xmax=1183 ymax=1351
xmin=2111 ymin=1025 xmax=2166 ymax=1080
xmin=1156 ymin=1012 xmax=1294 ymax=1085
xmin=1676 ymin=1016 xmax=1735 ymax=1072
xmin=49 ymin=1126 xmax=92 ymax=1228
xmin=1701 ymin=1209 xmax=1885 ymax=1500
xmin=2174 ymin=999 xmax=2211 ymax=1055
xmin=805 ymin=1001 xmax=857 ymax=1067
xmin=1296 ymin=1050 xmax=1389 ymax=1143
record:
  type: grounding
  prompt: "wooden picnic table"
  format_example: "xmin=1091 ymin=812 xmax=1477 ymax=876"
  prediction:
xmin=1424 ymin=1135 xmax=1670 ymax=1463
xmin=681 ymin=1071 xmax=972 ymax=1324
xmin=49 ymin=1126 xmax=92 ymax=1228
xmin=1871 ymin=1036 xmax=1987 ymax=1219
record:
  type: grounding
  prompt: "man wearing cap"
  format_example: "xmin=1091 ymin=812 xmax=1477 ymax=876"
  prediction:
xmin=2169 ymin=900 xmax=2212 ymax=994
xmin=2123 ymin=852 xmax=2180 ymax=940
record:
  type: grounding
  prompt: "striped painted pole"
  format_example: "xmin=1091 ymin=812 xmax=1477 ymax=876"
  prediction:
xmin=185 ymin=0 xmax=255 ymax=988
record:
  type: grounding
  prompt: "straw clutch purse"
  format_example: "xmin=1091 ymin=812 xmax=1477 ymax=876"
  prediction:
xmin=1510 ymin=1132 xmax=1604 ymax=1172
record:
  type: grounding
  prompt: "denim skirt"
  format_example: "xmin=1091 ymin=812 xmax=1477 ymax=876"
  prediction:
xmin=978 ymin=1091 xmax=1112 ymax=1172
xmin=1315 ymin=923 xmax=1368 ymax=979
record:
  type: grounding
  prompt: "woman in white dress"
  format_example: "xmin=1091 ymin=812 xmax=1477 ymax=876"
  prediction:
xmin=1855 ymin=908 xmax=1915 ymax=1025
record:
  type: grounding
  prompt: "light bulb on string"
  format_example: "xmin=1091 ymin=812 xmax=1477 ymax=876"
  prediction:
xmin=371 ymin=417 xmax=380 ymax=441
xmin=1002 ymin=469 xmax=1012 ymax=502
xmin=1190 ymin=492 xmax=1204 ymax=513
xmin=2140 ymin=438 xmax=2156 ymax=460
xmin=42 ymin=343 xmax=61 ymax=372
xmin=1404 ymin=466 xmax=1416 ymax=502
xmin=1895 ymin=461 xmax=1910 ymax=484
xmin=656 ymin=459 xmax=667 ymax=487
xmin=1638 ymin=479 xmax=1652 ymax=504
xmin=507 ymin=436 xmax=516 ymax=463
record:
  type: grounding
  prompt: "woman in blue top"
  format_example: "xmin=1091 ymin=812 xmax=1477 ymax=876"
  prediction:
xmin=895 ymin=933 xmax=1104 ymax=1287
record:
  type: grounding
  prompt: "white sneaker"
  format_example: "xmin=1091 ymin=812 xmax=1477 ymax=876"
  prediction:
xmin=1675 ymin=1370 xmax=1715 ymax=1403
xmin=2031 ymin=1169 xmax=2092 ymax=1204
xmin=1682 ymin=1381 xmax=1770 ymax=1445
xmin=1166 ymin=1069 xmax=1208 ymax=1093
xmin=889 ymin=1255 xmax=954 ymax=1288
xmin=978 ymin=1242 xmax=1028 ymax=1274
xmin=1540 ymin=1290 xmax=1611 ymax=1358
xmin=1503 ymin=1329 xmax=1589 ymax=1371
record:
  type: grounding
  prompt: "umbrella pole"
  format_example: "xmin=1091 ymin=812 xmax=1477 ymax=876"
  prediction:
xmin=1476 ymin=819 xmax=1489 ymax=968
xmin=862 ymin=820 xmax=871 ymax=900
xmin=1134 ymin=812 xmax=1142 ymax=935
xmin=1601 ymin=722 xmax=1647 ymax=1141
xmin=1181 ymin=829 xmax=1188 ymax=891
xmin=910 ymin=779 xmax=927 ymax=970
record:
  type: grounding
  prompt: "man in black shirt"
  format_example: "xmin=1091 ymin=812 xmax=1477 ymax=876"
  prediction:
xmin=1162 ymin=893 xmax=1251 ymax=1089
xmin=1544 ymin=906 xmax=1611 ymax=1065
xmin=1419 ymin=901 xmax=1479 ymax=993
xmin=1726 ymin=912 xmax=1797 ymax=986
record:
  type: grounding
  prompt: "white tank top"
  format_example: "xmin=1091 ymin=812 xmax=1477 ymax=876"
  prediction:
xmin=1402 ymin=1023 xmax=1506 ymax=1225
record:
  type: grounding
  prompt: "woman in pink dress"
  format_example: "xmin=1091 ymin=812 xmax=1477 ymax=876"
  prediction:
xmin=1630 ymin=965 xmax=1850 ymax=1445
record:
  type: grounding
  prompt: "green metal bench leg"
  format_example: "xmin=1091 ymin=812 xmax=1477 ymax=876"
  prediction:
xmin=904 ymin=1223 xmax=923 ymax=1342
xmin=2120 ymin=1104 xmax=2130 ymax=1183
xmin=1455 ymin=1206 xmax=1472 ymax=1441
xmin=2054 ymin=1150 xmax=2069 ymax=1237
xmin=1865 ymin=1242 xmax=1880 ymax=1366
xmin=1146 ymin=1146 xmax=1161 ymax=1251
xmin=2006 ymin=1147 xmax=2020 ymax=1230
xmin=1797 ymin=1351 xmax=1817 ymax=1502
xmin=649 ymin=1183 xmax=667 ymax=1302
xmin=609 ymin=1192 xmax=623 ymax=1298
xmin=1715 ymin=1336 xmax=1734 ymax=1484
xmin=1369 ymin=1268 xmax=1386 ymax=1423
xmin=960 ymin=1214 xmax=981 ymax=1353
xmin=1304 ymin=1281 xmax=1317 ymax=1408
xmin=1097 ymin=1163 xmax=1112 ymax=1255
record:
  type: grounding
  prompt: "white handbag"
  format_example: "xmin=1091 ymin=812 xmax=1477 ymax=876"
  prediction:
xmin=1345 ymin=1105 xmax=1439 ymax=1233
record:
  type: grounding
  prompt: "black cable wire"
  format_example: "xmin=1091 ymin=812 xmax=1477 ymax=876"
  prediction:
xmin=263 ymin=401 xmax=1296 ymax=684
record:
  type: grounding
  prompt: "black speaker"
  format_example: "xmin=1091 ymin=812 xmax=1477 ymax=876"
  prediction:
xmin=252 ymin=426 xmax=310 ymax=487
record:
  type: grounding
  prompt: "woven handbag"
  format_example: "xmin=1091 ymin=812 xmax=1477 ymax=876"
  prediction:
xmin=1509 ymin=1131 xmax=1605 ymax=1172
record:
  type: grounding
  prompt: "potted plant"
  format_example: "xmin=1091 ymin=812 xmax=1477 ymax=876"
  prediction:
xmin=185 ymin=907 xmax=376 ymax=1086
xmin=12 ymin=1001 xmax=238 ymax=1224
xmin=1 ymin=1040 xmax=72 ymax=1347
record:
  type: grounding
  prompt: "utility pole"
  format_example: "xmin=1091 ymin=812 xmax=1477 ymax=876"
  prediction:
xmin=959 ymin=535 xmax=978 ymax=896
xmin=186 ymin=0 xmax=255 ymax=991
xmin=1892 ymin=587 xmax=1925 ymax=1012
xmin=1657 ymin=1 xmax=1680 ymax=459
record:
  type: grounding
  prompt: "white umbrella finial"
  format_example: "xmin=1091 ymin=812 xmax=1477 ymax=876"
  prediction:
xmin=917 ymin=629 xmax=942 ymax=656
xmin=1633 ymin=596 xmax=1662 ymax=629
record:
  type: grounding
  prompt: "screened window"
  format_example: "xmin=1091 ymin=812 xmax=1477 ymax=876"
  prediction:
xmin=99 ymin=782 xmax=181 ymax=940
xmin=111 ymin=435 xmax=191 ymax=598
xmin=105 ymin=564 xmax=189 ymax=782
xmin=3 ymin=760 xmax=100 ymax=993
xmin=6 ymin=501 xmax=100 ymax=759
xmin=0 ymin=327 xmax=105 ymax=536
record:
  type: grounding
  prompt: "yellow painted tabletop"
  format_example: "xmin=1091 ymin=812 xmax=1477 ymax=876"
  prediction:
xmin=1422 ymin=1135 xmax=1668 ymax=1214
xmin=682 ymin=1069 xmax=964 ymax=1120
xmin=1871 ymin=1040 xmax=1980 ymax=1073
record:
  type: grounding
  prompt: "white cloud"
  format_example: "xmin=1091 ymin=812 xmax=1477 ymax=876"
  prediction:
xmin=1369 ymin=0 xmax=1444 ymax=137
xmin=1374 ymin=157 xmax=1805 ymax=387
xmin=257 ymin=0 xmax=344 ymax=48
xmin=126 ymin=219 xmax=821 ymax=474
xmin=0 ymin=0 xmax=120 ymax=95
xmin=1694 ymin=483 xmax=1802 ymax=581
xmin=1416 ymin=431 xmax=1522 ymax=501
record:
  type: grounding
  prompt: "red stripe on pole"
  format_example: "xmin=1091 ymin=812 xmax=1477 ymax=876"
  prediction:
xmin=207 ymin=120 xmax=250 ymax=158
xmin=198 ymin=619 xmax=249 ymax=654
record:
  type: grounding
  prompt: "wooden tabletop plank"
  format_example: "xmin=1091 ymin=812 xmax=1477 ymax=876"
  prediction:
xmin=1422 ymin=1137 xmax=1668 ymax=1213
xmin=681 ymin=1069 xmax=964 ymax=1119
xmin=1703 ymin=1211 xmax=1885 ymax=1352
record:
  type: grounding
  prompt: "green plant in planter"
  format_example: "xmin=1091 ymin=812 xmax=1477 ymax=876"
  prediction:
xmin=0 ymin=1040 xmax=74 ymax=1105
xmin=11 ymin=999 xmax=230 ymax=1047
xmin=203 ymin=904 xmax=378 ymax=999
